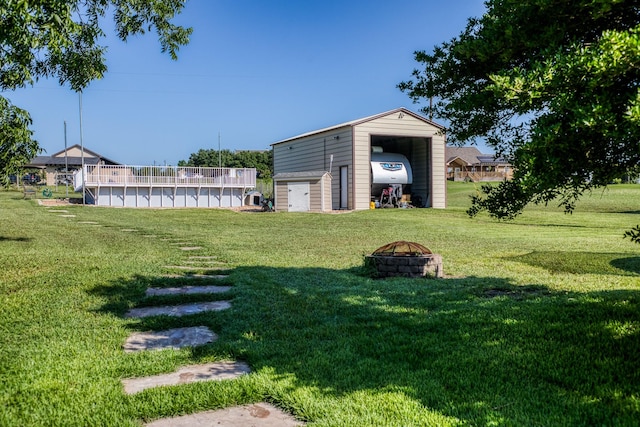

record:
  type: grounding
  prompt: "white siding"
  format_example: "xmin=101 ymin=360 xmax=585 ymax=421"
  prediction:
xmin=273 ymin=173 xmax=332 ymax=212
xmin=430 ymin=132 xmax=446 ymax=208
xmin=93 ymin=186 xmax=243 ymax=207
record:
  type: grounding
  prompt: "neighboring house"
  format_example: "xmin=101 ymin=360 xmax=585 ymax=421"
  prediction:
xmin=446 ymin=146 xmax=512 ymax=182
xmin=272 ymin=108 xmax=447 ymax=211
xmin=26 ymin=144 xmax=120 ymax=186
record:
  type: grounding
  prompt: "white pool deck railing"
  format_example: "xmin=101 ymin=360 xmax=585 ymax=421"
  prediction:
xmin=74 ymin=165 xmax=257 ymax=208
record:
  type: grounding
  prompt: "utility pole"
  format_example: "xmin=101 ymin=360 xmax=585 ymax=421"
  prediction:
xmin=79 ymin=92 xmax=85 ymax=206
xmin=218 ymin=132 xmax=222 ymax=168
xmin=64 ymin=121 xmax=68 ymax=197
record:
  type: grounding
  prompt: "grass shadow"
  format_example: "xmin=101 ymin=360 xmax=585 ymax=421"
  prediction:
xmin=610 ymin=256 xmax=640 ymax=275
xmin=88 ymin=266 xmax=640 ymax=425
xmin=506 ymin=251 xmax=640 ymax=275
xmin=0 ymin=236 xmax=31 ymax=242
xmin=227 ymin=267 xmax=640 ymax=425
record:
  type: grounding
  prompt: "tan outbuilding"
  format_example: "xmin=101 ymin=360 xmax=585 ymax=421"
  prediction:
xmin=272 ymin=108 xmax=446 ymax=211
xmin=272 ymin=171 xmax=332 ymax=212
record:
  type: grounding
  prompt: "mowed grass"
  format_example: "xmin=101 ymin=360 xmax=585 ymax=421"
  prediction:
xmin=1 ymin=182 xmax=639 ymax=426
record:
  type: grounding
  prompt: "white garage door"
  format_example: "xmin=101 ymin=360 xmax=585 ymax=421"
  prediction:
xmin=288 ymin=181 xmax=310 ymax=212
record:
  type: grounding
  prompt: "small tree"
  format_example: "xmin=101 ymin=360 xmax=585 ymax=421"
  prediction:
xmin=0 ymin=98 xmax=38 ymax=186
xmin=179 ymin=149 xmax=273 ymax=178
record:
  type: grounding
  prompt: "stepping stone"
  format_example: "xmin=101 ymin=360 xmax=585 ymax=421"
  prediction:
xmin=182 ymin=260 xmax=224 ymax=265
xmin=144 ymin=402 xmax=303 ymax=426
xmin=122 ymin=361 xmax=251 ymax=395
xmin=48 ymin=209 xmax=68 ymax=213
xmin=142 ymin=235 xmax=157 ymax=238
xmin=59 ymin=214 xmax=76 ymax=217
xmin=146 ymin=285 xmax=231 ymax=296
xmin=164 ymin=265 xmax=227 ymax=271
xmin=125 ymin=301 xmax=231 ymax=318
xmin=123 ymin=326 xmax=217 ymax=352
xmin=170 ymin=242 xmax=191 ymax=245
xmin=121 ymin=229 xmax=137 ymax=232
xmin=78 ymin=221 xmax=98 ymax=224
xmin=180 ymin=246 xmax=202 ymax=251
xmin=188 ymin=256 xmax=217 ymax=260
xmin=161 ymin=274 xmax=229 ymax=280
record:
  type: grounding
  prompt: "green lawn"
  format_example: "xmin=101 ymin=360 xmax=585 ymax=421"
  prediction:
xmin=1 ymin=182 xmax=639 ymax=426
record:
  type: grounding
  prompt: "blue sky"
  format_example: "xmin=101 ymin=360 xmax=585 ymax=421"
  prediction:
xmin=5 ymin=0 xmax=488 ymax=165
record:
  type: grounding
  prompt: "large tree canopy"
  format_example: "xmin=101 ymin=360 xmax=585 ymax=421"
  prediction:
xmin=399 ymin=0 xmax=640 ymax=235
xmin=0 ymin=0 xmax=191 ymax=186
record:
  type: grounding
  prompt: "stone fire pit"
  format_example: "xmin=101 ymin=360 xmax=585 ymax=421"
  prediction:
xmin=365 ymin=241 xmax=443 ymax=279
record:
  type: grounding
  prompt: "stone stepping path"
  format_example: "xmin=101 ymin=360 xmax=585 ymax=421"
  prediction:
xmin=124 ymin=326 xmax=217 ymax=352
xmin=146 ymin=285 xmax=231 ymax=296
xmin=47 ymin=209 xmax=68 ymax=213
xmin=121 ymin=228 xmax=137 ymax=232
xmin=187 ymin=256 xmax=217 ymax=259
xmin=125 ymin=301 xmax=231 ymax=318
xmin=144 ymin=402 xmax=303 ymax=426
xmin=122 ymin=361 xmax=251 ymax=394
xmin=59 ymin=214 xmax=76 ymax=217
xmin=161 ymin=274 xmax=229 ymax=280
xmin=78 ymin=221 xmax=99 ymax=224
xmin=118 ymin=242 xmax=261 ymax=423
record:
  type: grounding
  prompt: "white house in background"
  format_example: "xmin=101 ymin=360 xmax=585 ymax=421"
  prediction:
xmin=271 ymin=108 xmax=447 ymax=212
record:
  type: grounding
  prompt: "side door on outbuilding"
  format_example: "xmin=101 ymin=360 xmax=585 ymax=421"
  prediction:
xmin=287 ymin=181 xmax=310 ymax=212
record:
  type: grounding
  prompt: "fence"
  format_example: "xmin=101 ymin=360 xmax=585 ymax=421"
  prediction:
xmin=81 ymin=165 xmax=257 ymax=188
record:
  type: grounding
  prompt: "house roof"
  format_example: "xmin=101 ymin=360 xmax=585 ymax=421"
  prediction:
xmin=53 ymin=144 xmax=120 ymax=164
xmin=272 ymin=108 xmax=445 ymax=145
xmin=28 ymin=156 xmax=102 ymax=167
xmin=446 ymin=146 xmax=509 ymax=166
xmin=446 ymin=147 xmax=483 ymax=166
xmin=27 ymin=144 xmax=120 ymax=167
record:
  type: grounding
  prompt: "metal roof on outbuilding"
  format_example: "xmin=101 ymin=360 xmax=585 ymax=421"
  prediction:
xmin=273 ymin=171 xmax=331 ymax=180
xmin=272 ymin=108 xmax=444 ymax=146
